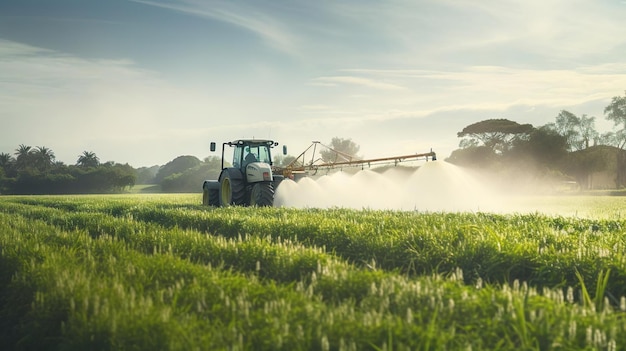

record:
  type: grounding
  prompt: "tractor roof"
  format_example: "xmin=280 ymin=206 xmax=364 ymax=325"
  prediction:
xmin=228 ymin=139 xmax=277 ymax=146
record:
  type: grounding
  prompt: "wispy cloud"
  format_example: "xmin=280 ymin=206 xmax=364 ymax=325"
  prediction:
xmin=304 ymin=64 xmax=626 ymax=127
xmin=132 ymin=0 xmax=299 ymax=55
xmin=435 ymin=0 xmax=626 ymax=60
xmin=311 ymin=76 xmax=405 ymax=90
xmin=0 ymin=39 xmax=222 ymax=164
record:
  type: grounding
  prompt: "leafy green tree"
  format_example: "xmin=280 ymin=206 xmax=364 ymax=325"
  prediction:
xmin=563 ymin=146 xmax=614 ymax=189
xmin=135 ymin=165 xmax=160 ymax=184
xmin=161 ymin=156 xmax=222 ymax=193
xmin=605 ymin=90 xmax=626 ymax=128
xmin=273 ymin=154 xmax=296 ymax=167
xmin=549 ymin=110 xmax=579 ymax=149
xmin=69 ymin=163 xmax=135 ymax=193
xmin=109 ymin=163 xmax=136 ymax=191
xmin=0 ymin=167 xmax=6 ymax=194
xmin=203 ymin=155 xmax=222 ymax=169
xmin=319 ymin=137 xmax=361 ymax=163
xmin=155 ymin=156 xmax=202 ymax=183
xmin=604 ymin=91 xmax=626 ymax=149
xmin=457 ymin=119 xmax=534 ymax=154
xmin=77 ymin=151 xmax=100 ymax=168
xmin=0 ymin=152 xmax=13 ymax=168
xmin=509 ymin=126 xmax=569 ymax=167
xmin=603 ymin=91 xmax=626 ymax=187
xmin=600 ymin=130 xmax=626 ymax=149
xmin=0 ymin=152 xmax=15 ymax=177
xmin=578 ymin=115 xmax=599 ymax=150
xmin=547 ymin=110 xmax=598 ymax=151
xmin=446 ymin=145 xmax=498 ymax=168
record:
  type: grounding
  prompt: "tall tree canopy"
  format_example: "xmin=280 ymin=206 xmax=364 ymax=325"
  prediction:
xmin=509 ymin=125 xmax=569 ymax=166
xmin=14 ymin=144 xmax=33 ymax=170
xmin=0 ymin=153 xmax=14 ymax=173
xmin=547 ymin=110 xmax=598 ymax=151
xmin=32 ymin=146 xmax=55 ymax=171
xmin=1 ymin=145 xmax=135 ymax=194
xmin=604 ymin=91 xmax=626 ymax=149
xmin=154 ymin=155 xmax=202 ymax=183
xmin=457 ymin=119 xmax=533 ymax=154
xmin=77 ymin=151 xmax=100 ymax=168
xmin=319 ymin=137 xmax=361 ymax=163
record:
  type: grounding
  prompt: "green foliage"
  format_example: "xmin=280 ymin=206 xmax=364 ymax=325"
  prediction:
xmin=2 ymin=195 xmax=626 ymax=349
xmin=76 ymin=151 xmax=100 ymax=168
xmin=547 ymin=110 xmax=599 ymax=152
xmin=604 ymin=90 xmax=626 ymax=131
xmin=135 ymin=165 xmax=160 ymax=184
xmin=273 ymin=154 xmax=297 ymax=167
xmin=319 ymin=137 xmax=361 ymax=163
xmin=510 ymin=126 xmax=569 ymax=166
xmin=154 ymin=156 xmax=202 ymax=184
xmin=457 ymin=119 xmax=534 ymax=154
xmin=160 ymin=157 xmax=221 ymax=193
xmin=4 ymin=164 xmax=136 ymax=195
xmin=1 ymin=145 xmax=137 ymax=194
xmin=563 ymin=145 xmax=619 ymax=189
xmin=446 ymin=145 xmax=498 ymax=169
xmin=452 ymin=114 xmax=623 ymax=191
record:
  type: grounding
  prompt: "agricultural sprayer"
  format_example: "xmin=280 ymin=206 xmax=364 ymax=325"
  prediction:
xmin=202 ymin=139 xmax=436 ymax=207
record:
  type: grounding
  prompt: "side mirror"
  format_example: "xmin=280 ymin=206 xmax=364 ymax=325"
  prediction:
xmin=282 ymin=145 xmax=287 ymax=155
xmin=210 ymin=142 xmax=216 ymax=152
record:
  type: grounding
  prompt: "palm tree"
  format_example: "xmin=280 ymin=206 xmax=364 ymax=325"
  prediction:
xmin=32 ymin=146 xmax=56 ymax=171
xmin=14 ymin=144 xmax=33 ymax=170
xmin=77 ymin=151 xmax=100 ymax=168
xmin=0 ymin=152 xmax=15 ymax=177
xmin=0 ymin=152 xmax=14 ymax=168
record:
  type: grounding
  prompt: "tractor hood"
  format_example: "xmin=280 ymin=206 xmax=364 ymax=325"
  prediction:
xmin=246 ymin=162 xmax=273 ymax=182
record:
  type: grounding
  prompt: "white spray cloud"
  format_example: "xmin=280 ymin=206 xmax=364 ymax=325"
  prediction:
xmin=274 ymin=162 xmax=502 ymax=212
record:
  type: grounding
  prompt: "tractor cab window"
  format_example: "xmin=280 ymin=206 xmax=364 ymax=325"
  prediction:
xmin=257 ymin=145 xmax=271 ymax=164
xmin=233 ymin=145 xmax=243 ymax=168
xmin=235 ymin=142 xmax=273 ymax=169
xmin=243 ymin=146 xmax=258 ymax=166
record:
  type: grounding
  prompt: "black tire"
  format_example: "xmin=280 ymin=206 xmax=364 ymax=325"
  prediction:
xmin=249 ymin=182 xmax=274 ymax=207
xmin=202 ymin=188 xmax=209 ymax=205
xmin=208 ymin=189 xmax=219 ymax=206
xmin=219 ymin=172 xmax=247 ymax=206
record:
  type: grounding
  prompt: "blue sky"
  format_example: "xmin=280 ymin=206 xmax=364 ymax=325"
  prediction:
xmin=1 ymin=0 xmax=626 ymax=167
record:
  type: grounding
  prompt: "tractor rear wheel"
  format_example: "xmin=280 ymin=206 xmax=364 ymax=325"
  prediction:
xmin=249 ymin=182 xmax=274 ymax=207
xmin=219 ymin=172 xmax=246 ymax=206
xmin=208 ymin=189 xmax=219 ymax=206
xmin=202 ymin=189 xmax=209 ymax=205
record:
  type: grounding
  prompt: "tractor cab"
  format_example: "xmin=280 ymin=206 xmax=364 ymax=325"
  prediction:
xmin=210 ymin=139 xmax=278 ymax=172
xmin=232 ymin=140 xmax=274 ymax=171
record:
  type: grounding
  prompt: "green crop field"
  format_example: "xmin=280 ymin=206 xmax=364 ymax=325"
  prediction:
xmin=2 ymin=194 xmax=626 ymax=350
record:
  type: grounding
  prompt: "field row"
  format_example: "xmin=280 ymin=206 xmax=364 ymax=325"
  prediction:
xmin=3 ymin=196 xmax=626 ymax=289
xmin=2 ymin=195 xmax=626 ymax=350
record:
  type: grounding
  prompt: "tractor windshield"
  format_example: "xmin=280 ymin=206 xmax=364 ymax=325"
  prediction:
xmin=236 ymin=143 xmax=272 ymax=169
xmin=255 ymin=145 xmax=271 ymax=164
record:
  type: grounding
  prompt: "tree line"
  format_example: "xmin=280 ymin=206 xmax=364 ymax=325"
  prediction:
xmin=447 ymin=91 xmax=626 ymax=190
xmin=0 ymin=147 xmax=135 ymax=194
xmin=3 ymin=91 xmax=625 ymax=194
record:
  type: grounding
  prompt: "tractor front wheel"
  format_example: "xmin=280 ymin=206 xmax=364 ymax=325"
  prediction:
xmin=249 ymin=182 xmax=274 ymax=207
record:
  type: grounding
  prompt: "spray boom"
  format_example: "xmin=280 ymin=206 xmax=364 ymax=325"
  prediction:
xmin=277 ymin=141 xmax=436 ymax=179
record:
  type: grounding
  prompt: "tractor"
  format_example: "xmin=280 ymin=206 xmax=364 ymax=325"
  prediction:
xmin=202 ymin=139 xmax=286 ymax=207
